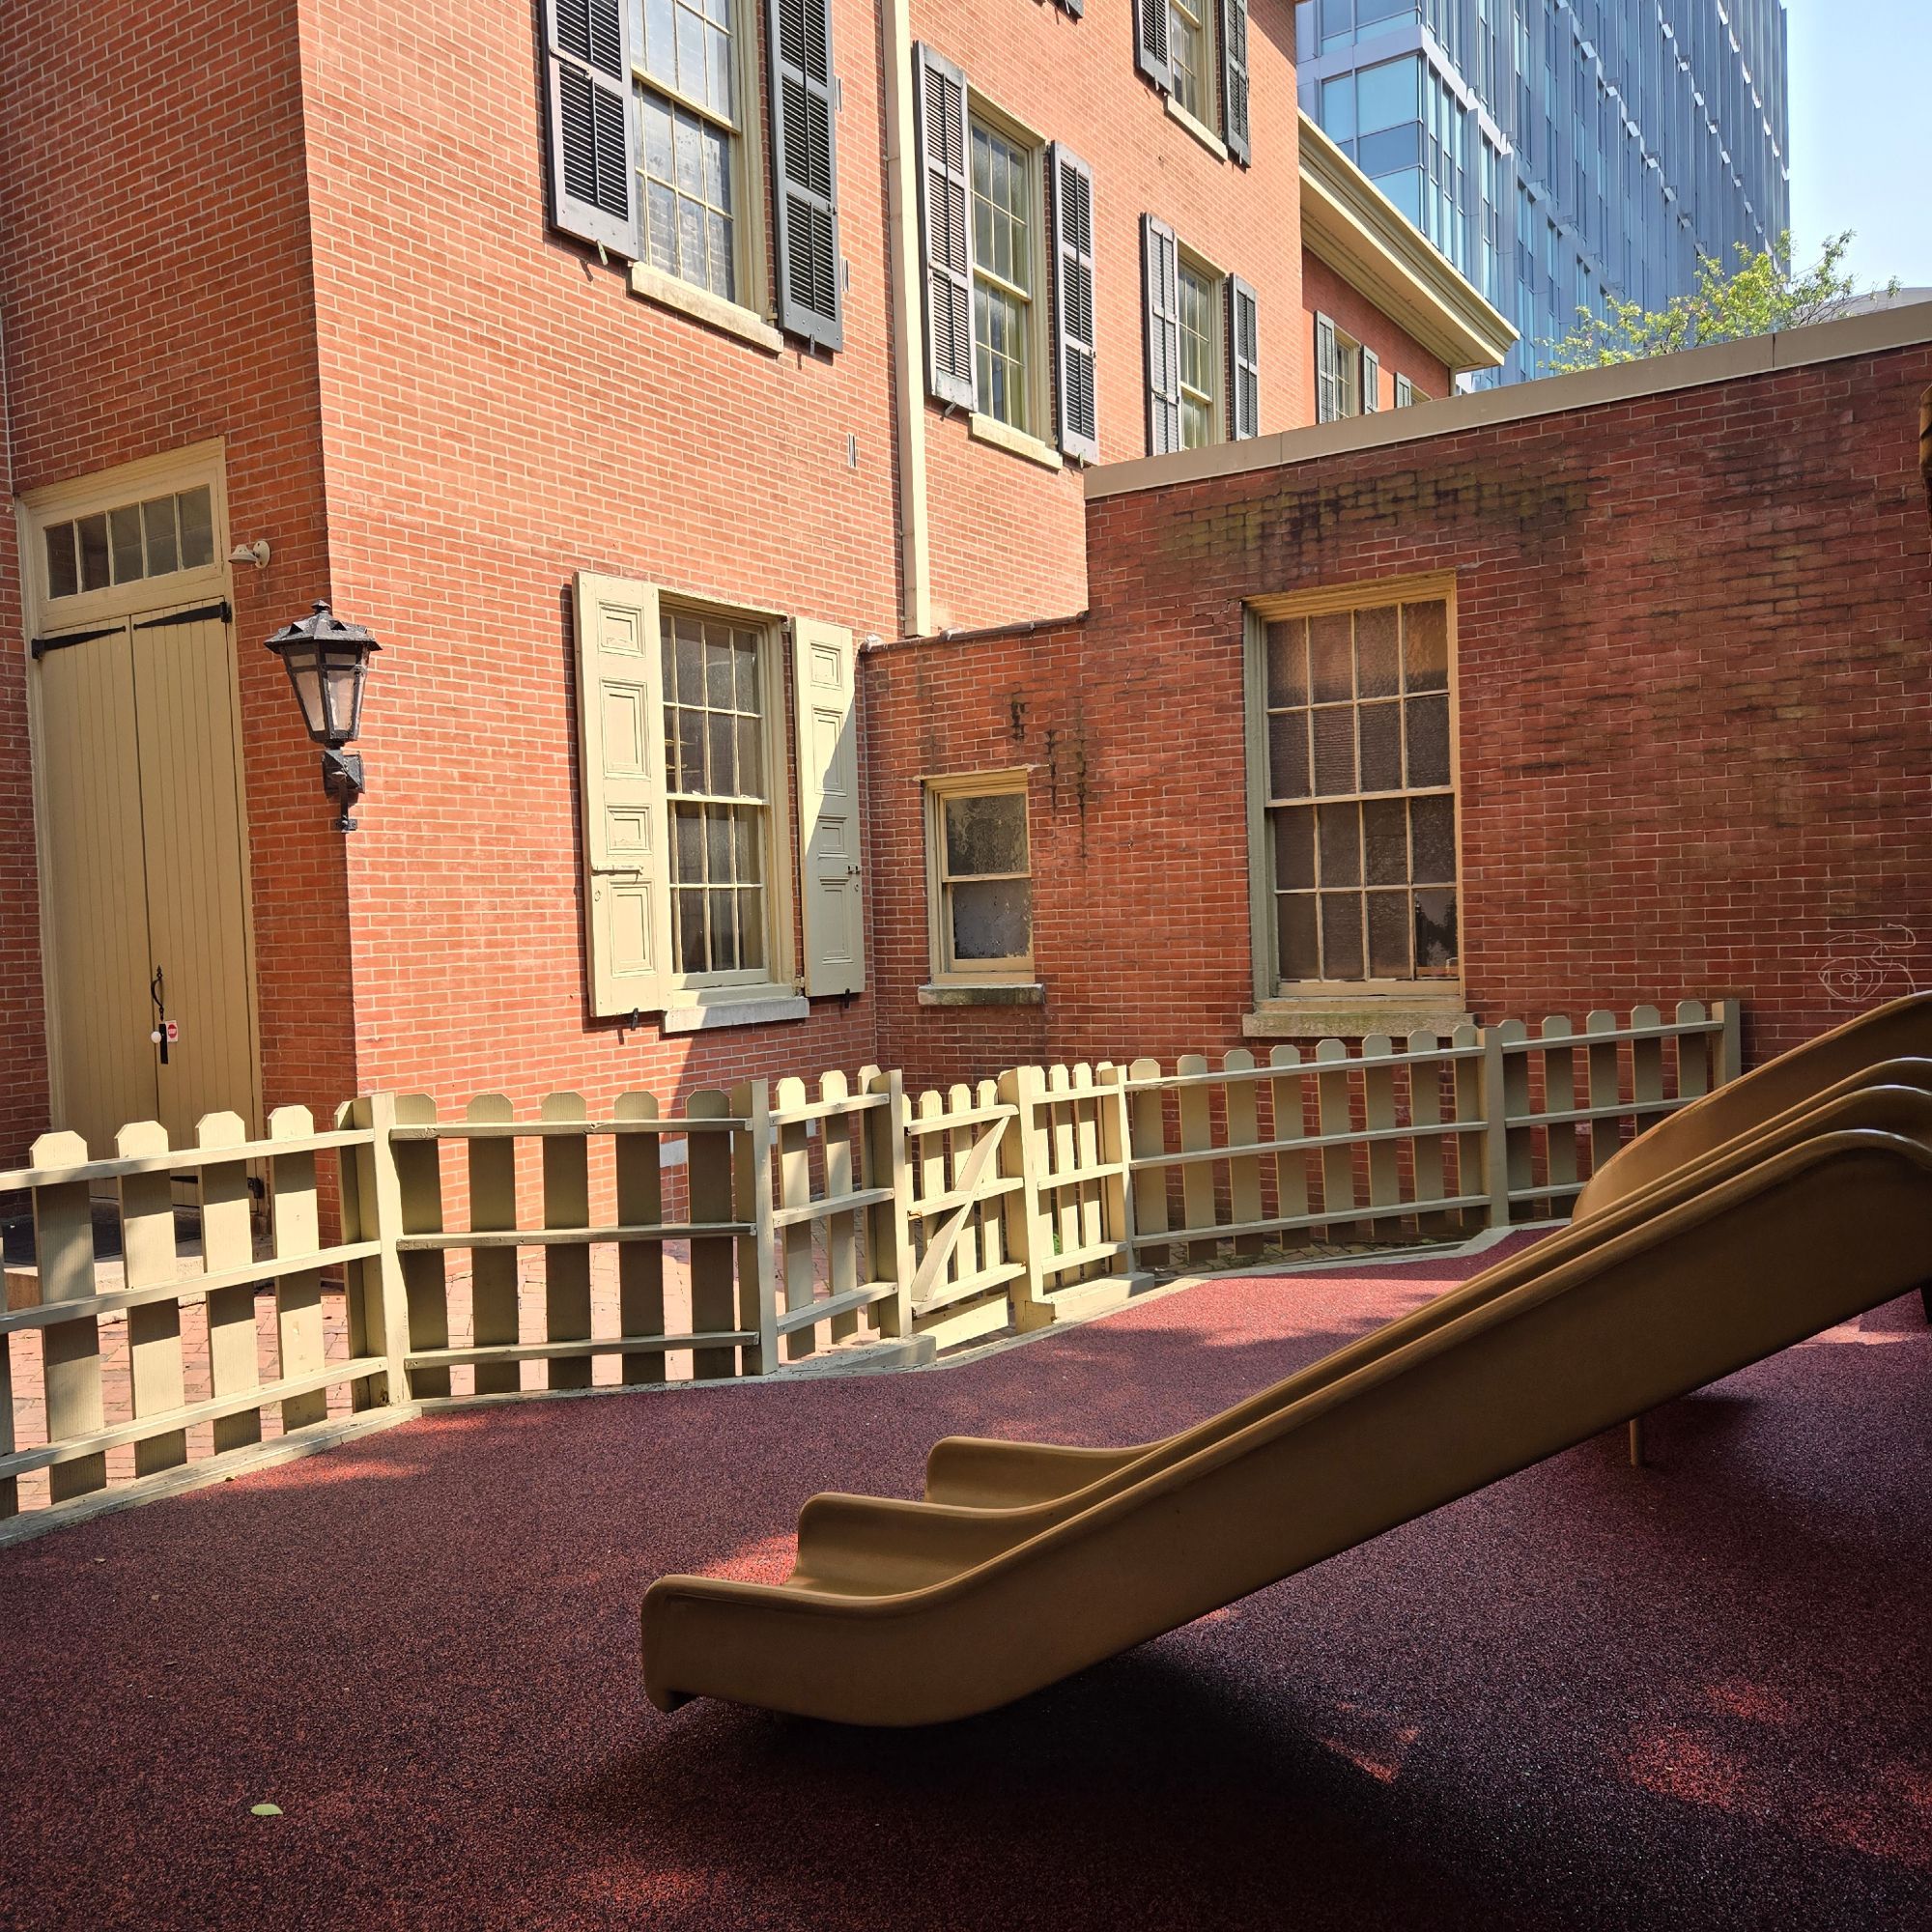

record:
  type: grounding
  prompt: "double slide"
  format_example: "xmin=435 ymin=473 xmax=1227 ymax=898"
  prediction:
xmin=641 ymin=995 xmax=1932 ymax=1726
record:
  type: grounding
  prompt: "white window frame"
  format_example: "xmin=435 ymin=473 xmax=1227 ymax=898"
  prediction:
xmin=923 ymin=770 xmax=1035 ymax=984
xmin=1242 ymin=573 xmax=1463 ymax=1016
xmin=1177 ymin=244 xmax=1225 ymax=450
xmin=631 ymin=0 xmax=772 ymax=324
xmin=966 ymin=94 xmax=1054 ymax=452
xmin=658 ymin=593 xmax=797 ymax=1004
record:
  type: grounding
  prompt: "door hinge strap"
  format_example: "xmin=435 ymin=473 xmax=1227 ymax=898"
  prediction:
xmin=132 ymin=600 xmax=233 ymax=631
xmin=29 ymin=624 xmax=123 ymax=660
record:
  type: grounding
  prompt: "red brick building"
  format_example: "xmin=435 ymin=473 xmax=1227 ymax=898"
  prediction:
xmin=1 ymin=0 xmax=1517 ymax=1165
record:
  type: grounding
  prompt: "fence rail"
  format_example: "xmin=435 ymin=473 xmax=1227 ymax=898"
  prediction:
xmin=0 ymin=999 xmax=1738 ymax=1535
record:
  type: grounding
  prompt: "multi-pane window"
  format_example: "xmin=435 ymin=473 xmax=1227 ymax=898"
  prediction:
xmin=1168 ymin=0 xmax=1213 ymax=123
xmin=661 ymin=610 xmax=770 ymax=980
xmin=927 ymin=776 xmax=1032 ymax=980
xmin=636 ymin=0 xmax=740 ymax=299
xmin=1260 ymin=596 xmax=1457 ymax=986
xmin=1178 ymin=261 xmax=1217 ymax=449
xmin=1316 ymin=319 xmax=1363 ymax=422
xmin=970 ymin=119 xmax=1034 ymax=434
xmin=43 ymin=486 xmax=214 ymax=600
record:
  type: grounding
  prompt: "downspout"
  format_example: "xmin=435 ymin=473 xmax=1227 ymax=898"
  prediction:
xmin=880 ymin=0 xmax=932 ymax=639
xmin=1919 ymin=384 xmax=1932 ymax=529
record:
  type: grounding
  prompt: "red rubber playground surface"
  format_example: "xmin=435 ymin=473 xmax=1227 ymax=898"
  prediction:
xmin=1 ymin=1246 xmax=1928 ymax=1931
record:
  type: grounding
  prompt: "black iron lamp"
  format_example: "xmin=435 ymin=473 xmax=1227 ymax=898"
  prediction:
xmin=265 ymin=601 xmax=381 ymax=831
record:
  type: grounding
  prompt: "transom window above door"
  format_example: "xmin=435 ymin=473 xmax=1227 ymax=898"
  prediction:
xmin=43 ymin=486 xmax=215 ymax=601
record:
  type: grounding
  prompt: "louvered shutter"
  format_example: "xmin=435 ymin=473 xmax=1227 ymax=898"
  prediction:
xmin=913 ymin=44 xmax=977 ymax=410
xmin=1049 ymin=145 xmax=1100 ymax=464
xmin=767 ymin=0 xmax=842 ymax=348
xmin=792 ymin=620 xmax=866 ymax=995
xmin=1228 ymin=276 xmax=1260 ymax=440
xmin=1362 ymin=345 xmax=1381 ymax=412
xmin=1142 ymin=216 xmax=1180 ymax=457
xmin=543 ymin=0 xmax=638 ymax=255
xmin=1395 ymin=372 xmax=1415 ymax=408
xmin=1220 ymin=0 xmax=1251 ymax=162
xmin=1133 ymin=0 xmax=1172 ymax=91
xmin=574 ymin=573 xmax=671 ymax=1016
xmin=1057 ymin=0 xmax=1084 ymax=16
xmin=1315 ymin=311 xmax=1339 ymax=423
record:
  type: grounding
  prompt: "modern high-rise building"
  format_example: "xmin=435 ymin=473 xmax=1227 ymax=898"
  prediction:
xmin=1293 ymin=1 xmax=1790 ymax=383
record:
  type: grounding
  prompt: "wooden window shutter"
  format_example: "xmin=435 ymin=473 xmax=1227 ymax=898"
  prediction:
xmin=1220 ymin=0 xmax=1251 ymax=162
xmin=791 ymin=619 xmax=866 ymax=995
xmin=1133 ymin=0 xmax=1172 ymax=92
xmin=1228 ymin=275 xmax=1260 ymax=440
xmin=1142 ymin=215 xmax=1180 ymax=457
xmin=1049 ymin=145 xmax=1100 ymax=464
xmin=543 ymin=0 xmax=639 ymax=256
xmin=1361 ymin=345 xmax=1380 ymax=412
xmin=1314 ymin=311 xmax=1338 ymax=423
xmin=573 ymin=573 xmax=671 ymax=1016
xmin=766 ymin=0 xmax=843 ymax=349
xmin=1395 ymin=372 xmax=1415 ymax=408
xmin=913 ymin=44 xmax=978 ymax=410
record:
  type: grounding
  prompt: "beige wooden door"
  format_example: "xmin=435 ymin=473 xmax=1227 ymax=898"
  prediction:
xmin=33 ymin=598 xmax=257 ymax=1153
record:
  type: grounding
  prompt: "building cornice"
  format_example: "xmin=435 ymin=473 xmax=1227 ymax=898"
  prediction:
xmin=1298 ymin=111 xmax=1516 ymax=375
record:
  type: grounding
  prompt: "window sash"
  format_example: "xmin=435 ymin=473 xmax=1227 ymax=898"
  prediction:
xmin=970 ymin=118 xmax=1036 ymax=433
xmin=928 ymin=779 xmax=1034 ymax=978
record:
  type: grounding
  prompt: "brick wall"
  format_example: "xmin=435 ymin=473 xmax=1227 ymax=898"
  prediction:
xmin=867 ymin=339 xmax=1932 ymax=1086
xmin=1300 ymin=249 xmax=1453 ymax=409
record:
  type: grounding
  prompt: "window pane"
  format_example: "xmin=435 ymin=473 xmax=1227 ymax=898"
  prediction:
xmin=1355 ymin=605 xmax=1400 ymax=696
xmin=643 ymin=0 xmax=676 ymax=80
xmin=176 ymin=488 xmax=213 ymax=568
xmin=736 ymin=716 xmax=761 ymax=798
xmin=738 ymin=888 xmax=766 ymax=970
xmin=1318 ymin=803 xmax=1361 ymax=886
xmin=673 ymin=803 xmax=704 ymax=881
xmin=950 ymin=877 xmax=1030 ymax=960
xmin=706 ymin=808 xmax=734 ymax=883
xmin=141 ymin=497 xmax=179 ymax=577
xmin=1309 ymin=611 xmax=1352 ymax=702
xmin=44 ymin=523 xmax=77 ymax=599
xmin=1403 ymin=600 xmax=1449 ymax=692
xmin=944 ymin=791 xmax=1028 ymax=875
xmin=1359 ymin=700 xmax=1403 ymax=791
xmin=1357 ymin=56 xmax=1418 ymax=133
xmin=78 ymin=514 xmax=110 ymax=591
xmin=734 ymin=635 xmax=759 ymax=709
xmin=707 ymin=712 xmax=736 ymax=794
xmin=1406 ymin=693 xmax=1451 ymax=788
xmin=1277 ymin=893 xmax=1320 ymax=980
xmin=1268 ymin=712 xmax=1310 ymax=799
xmin=734 ymin=808 xmax=762 ymax=884
xmin=1411 ymin=793 xmax=1456 ymax=884
xmin=1321 ymin=893 xmax=1365 ymax=979
xmin=705 ymin=630 xmax=735 ymax=706
xmin=109 ymin=505 xmax=144 ymax=583
xmin=674 ymin=619 xmax=703 ymax=700
xmin=1321 ymin=73 xmax=1357 ymax=141
xmin=1414 ymin=887 xmax=1458 ymax=975
xmin=676 ymin=889 xmax=708 ymax=973
xmin=676 ymin=709 xmax=705 ymax=791
xmin=1265 ymin=619 xmax=1307 ymax=705
xmin=1273 ymin=805 xmax=1316 ymax=890
xmin=1312 ymin=705 xmax=1356 ymax=794
xmin=1363 ymin=796 xmax=1407 ymax=885
xmin=710 ymin=888 xmax=738 ymax=970
xmin=1368 ymin=891 xmax=1411 ymax=978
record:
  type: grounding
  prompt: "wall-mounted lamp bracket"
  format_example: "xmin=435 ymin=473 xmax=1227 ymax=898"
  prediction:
xmin=321 ymin=748 xmax=366 ymax=832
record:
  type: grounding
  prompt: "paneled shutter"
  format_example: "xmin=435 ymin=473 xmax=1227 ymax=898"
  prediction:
xmin=1228 ymin=275 xmax=1260 ymax=440
xmin=1220 ymin=0 xmax=1251 ymax=162
xmin=1142 ymin=215 xmax=1180 ymax=457
xmin=1133 ymin=0 xmax=1172 ymax=92
xmin=913 ymin=44 xmax=978 ymax=410
xmin=573 ymin=573 xmax=671 ymax=1016
xmin=791 ymin=619 xmax=866 ymax=995
xmin=1362 ymin=345 xmax=1381 ymax=412
xmin=767 ymin=0 xmax=843 ymax=348
xmin=543 ymin=0 xmax=639 ymax=255
xmin=1049 ymin=145 xmax=1100 ymax=464
xmin=1314 ymin=311 xmax=1338 ymax=423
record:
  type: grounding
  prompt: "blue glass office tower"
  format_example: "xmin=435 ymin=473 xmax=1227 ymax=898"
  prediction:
xmin=1294 ymin=2 xmax=1789 ymax=383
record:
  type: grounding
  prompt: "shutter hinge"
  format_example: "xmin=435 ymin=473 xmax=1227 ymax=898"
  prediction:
xmin=30 ymin=622 xmax=123 ymax=660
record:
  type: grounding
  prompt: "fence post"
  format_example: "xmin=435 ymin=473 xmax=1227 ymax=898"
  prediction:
xmin=867 ymin=1069 xmax=914 ymax=1339
xmin=347 ymin=1093 xmax=414 ymax=1409
xmin=1716 ymin=998 xmax=1743 ymax=1086
xmin=1096 ymin=1062 xmax=1139 ymax=1269
xmin=732 ymin=1079 xmax=781 ymax=1375
xmin=997 ymin=1065 xmax=1052 ymax=1331
xmin=1479 ymin=1027 xmax=1512 ymax=1229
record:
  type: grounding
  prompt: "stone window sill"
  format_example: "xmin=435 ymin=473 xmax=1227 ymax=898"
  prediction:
xmin=968 ymin=412 xmax=1064 ymax=470
xmin=918 ymin=981 xmax=1046 ymax=1008
xmin=628 ymin=264 xmax=784 ymax=355
xmin=1165 ymin=94 xmax=1228 ymax=160
xmin=662 ymin=992 xmax=809 ymax=1034
xmin=1242 ymin=995 xmax=1471 ymax=1040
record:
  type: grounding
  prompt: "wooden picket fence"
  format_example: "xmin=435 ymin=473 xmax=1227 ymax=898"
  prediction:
xmin=0 ymin=1000 xmax=1738 ymax=1537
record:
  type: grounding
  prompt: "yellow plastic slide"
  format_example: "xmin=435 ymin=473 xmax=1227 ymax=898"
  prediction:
xmin=640 ymin=997 xmax=1932 ymax=1726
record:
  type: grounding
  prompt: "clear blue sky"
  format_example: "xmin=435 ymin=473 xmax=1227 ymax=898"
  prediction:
xmin=1788 ymin=0 xmax=1932 ymax=291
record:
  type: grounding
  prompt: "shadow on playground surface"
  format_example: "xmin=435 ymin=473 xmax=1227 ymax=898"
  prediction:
xmin=0 ymin=1243 xmax=1927 ymax=1931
